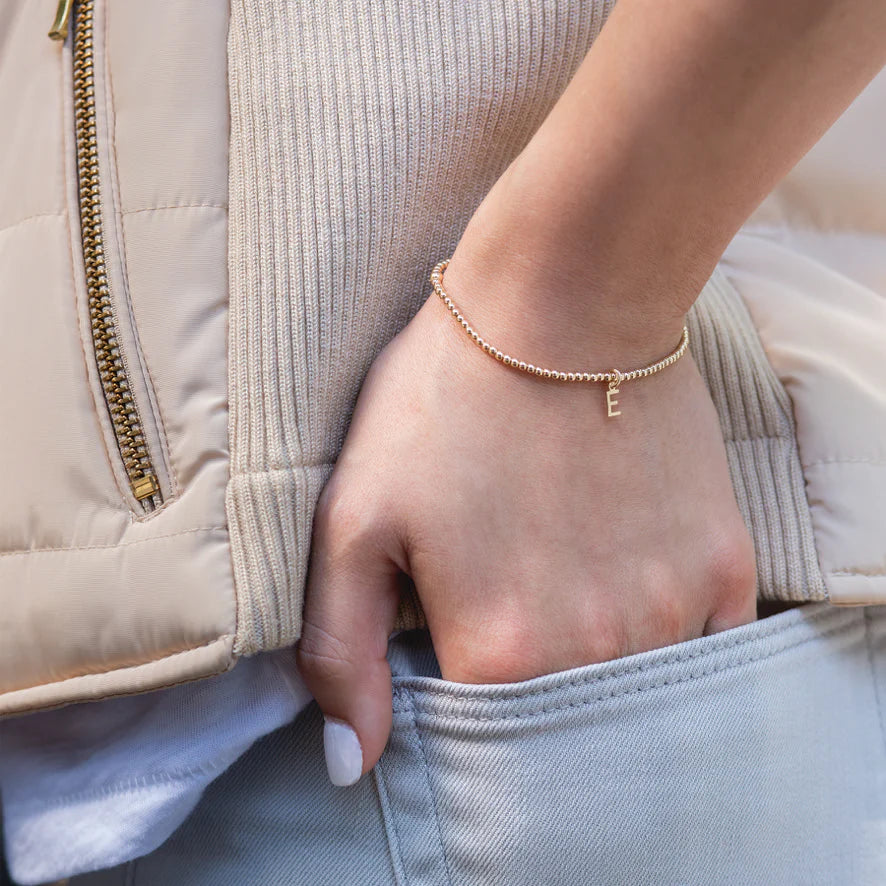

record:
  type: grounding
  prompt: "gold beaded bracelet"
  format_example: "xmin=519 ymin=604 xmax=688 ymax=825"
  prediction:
xmin=430 ymin=258 xmax=689 ymax=418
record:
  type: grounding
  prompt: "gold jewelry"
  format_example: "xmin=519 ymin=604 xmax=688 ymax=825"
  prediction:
xmin=430 ymin=258 xmax=689 ymax=418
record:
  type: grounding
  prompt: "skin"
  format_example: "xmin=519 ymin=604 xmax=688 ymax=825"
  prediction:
xmin=297 ymin=0 xmax=886 ymax=780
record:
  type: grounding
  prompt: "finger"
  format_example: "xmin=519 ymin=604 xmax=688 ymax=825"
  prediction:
xmin=703 ymin=586 xmax=758 ymax=635
xmin=703 ymin=608 xmax=755 ymax=635
xmin=701 ymin=529 xmax=759 ymax=636
xmin=296 ymin=486 xmax=401 ymax=787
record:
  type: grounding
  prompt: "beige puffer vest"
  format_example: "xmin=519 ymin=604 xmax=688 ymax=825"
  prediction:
xmin=1 ymin=0 xmax=884 ymax=716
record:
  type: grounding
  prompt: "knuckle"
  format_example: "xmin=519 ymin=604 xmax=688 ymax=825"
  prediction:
xmin=313 ymin=479 xmax=384 ymax=559
xmin=635 ymin=559 xmax=688 ymax=640
xmin=296 ymin=622 xmax=356 ymax=684
xmin=455 ymin=659 xmax=521 ymax=685
xmin=313 ymin=478 xmax=352 ymax=538
xmin=652 ymin=588 xmax=686 ymax=640
xmin=446 ymin=621 xmax=542 ymax=683
xmin=468 ymin=634 xmax=535 ymax=684
xmin=706 ymin=526 xmax=758 ymax=604
xmin=443 ymin=610 xmax=633 ymax=682
xmin=638 ymin=557 xmax=683 ymax=598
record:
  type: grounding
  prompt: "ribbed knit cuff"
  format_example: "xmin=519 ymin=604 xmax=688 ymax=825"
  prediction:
xmin=227 ymin=466 xmax=331 ymax=655
xmin=689 ymin=269 xmax=827 ymax=603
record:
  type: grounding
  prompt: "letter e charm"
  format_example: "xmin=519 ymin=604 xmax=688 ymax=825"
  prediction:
xmin=606 ymin=369 xmax=623 ymax=418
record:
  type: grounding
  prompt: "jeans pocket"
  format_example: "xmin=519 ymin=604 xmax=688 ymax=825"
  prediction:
xmin=376 ymin=603 xmax=886 ymax=886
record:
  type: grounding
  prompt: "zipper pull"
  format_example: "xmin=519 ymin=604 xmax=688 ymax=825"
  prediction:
xmin=48 ymin=0 xmax=74 ymax=41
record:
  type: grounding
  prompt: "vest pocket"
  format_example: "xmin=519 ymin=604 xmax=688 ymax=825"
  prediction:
xmin=377 ymin=604 xmax=882 ymax=885
xmin=61 ymin=0 xmax=171 ymax=514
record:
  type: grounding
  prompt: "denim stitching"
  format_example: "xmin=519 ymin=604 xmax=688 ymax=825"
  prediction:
xmin=410 ymin=692 xmax=453 ymax=884
xmin=373 ymin=767 xmax=410 ymax=886
xmin=863 ymin=609 xmax=886 ymax=757
xmin=393 ymin=605 xmax=842 ymax=707
xmin=399 ymin=617 xmax=858 ymax=723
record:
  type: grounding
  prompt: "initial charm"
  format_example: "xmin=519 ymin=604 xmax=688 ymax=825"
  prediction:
xmin=606 ymin=370 xmax=623 ymax=418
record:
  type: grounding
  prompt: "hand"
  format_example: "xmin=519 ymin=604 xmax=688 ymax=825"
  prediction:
xmin=296 ymin=259 xmax=757 ymax=786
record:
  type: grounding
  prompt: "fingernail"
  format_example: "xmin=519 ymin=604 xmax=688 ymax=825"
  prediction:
xmin=323 ymin=717 xmax=363 ymax=787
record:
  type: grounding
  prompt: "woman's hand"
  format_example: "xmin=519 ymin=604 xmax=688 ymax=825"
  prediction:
xmin=295 ymin=0 xmax=886 ymax=785
xmin=296 ymin=254 xmax=757 ymax=786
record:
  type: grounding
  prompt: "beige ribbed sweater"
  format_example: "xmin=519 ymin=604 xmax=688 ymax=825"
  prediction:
xmin=225 ymin=0 xmax=824 ymax=656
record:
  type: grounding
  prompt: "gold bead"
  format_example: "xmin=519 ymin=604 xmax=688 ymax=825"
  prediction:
xmin=431 ymin=263 xmax=688 ymax=392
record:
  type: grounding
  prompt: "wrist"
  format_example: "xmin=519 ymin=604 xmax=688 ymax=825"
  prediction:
xmin=443 ymin=215 xmax=689 ymax=373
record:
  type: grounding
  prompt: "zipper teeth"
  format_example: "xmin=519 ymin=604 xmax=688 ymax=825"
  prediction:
xmin=72 ymin=0 xmax=161 ymax=509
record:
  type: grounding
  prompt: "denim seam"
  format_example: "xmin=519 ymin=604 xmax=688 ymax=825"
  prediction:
xmin=373 ymin=766 xmax=409 ymax=886
xmin=410 ymin=693 xmax=453 ymax=885
xmin=863 ymin=609 xmax=886 ymax=758
xmin=394 ymin=605 xmax=845 ymax=707
xmin=400 ymin=618 xmax=858 ymax=723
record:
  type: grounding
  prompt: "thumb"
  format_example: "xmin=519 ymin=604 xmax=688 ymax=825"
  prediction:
xmin=296 ymin=485 xmax=402 ymax=787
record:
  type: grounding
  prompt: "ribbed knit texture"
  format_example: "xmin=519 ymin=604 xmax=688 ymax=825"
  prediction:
xmin=226 ymin=0 xmax=615 ymax=653
xmin=226 ymin=1 xmax=824 ymax=655
xmin=689 ymin=270 xmax=826 ymax=603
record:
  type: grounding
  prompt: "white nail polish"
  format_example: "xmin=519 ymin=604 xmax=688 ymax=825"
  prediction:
xmin=323 ymin=717 xmax=363 ymax=787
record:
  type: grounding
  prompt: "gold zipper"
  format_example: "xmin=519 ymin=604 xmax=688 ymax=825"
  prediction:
xmin=54 ymin=0 xmax=162 ymax=509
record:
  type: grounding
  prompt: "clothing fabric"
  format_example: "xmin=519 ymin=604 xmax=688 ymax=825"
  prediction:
xmin=0 ymin=651 xmax=310 ymax=885
xmin=1 ymin=0 xmax=235 ymax=713
xmin=1 ymin=1 xmax=886 ymax=880
xmin=4 ymin=0 xmax=886 ymax=716
xmin=72 ymin=603 xmax=886 ymax=886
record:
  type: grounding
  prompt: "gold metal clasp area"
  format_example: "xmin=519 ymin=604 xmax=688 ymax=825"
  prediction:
xmin=49 ymin=0 xmax=75 ymax=41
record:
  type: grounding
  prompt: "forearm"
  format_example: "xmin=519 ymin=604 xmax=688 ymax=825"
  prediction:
xmin=446 ymin=0 xmax=886 ymax=364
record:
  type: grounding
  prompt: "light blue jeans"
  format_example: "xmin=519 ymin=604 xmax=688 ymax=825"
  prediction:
xmin=75 ymin=602 xmax=886 ymax=885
